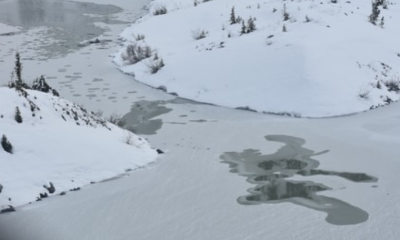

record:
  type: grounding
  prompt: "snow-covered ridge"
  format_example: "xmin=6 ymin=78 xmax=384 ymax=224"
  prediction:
xmin=0 ymin=87 xmax=158 ymax=209
xmin=114 ymin=0 xmax=400 ymax=117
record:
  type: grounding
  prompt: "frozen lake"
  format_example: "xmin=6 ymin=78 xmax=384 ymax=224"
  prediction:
xmin=0 ymin=0 xmax=123 ymax=58
xmin=0 ymin=0 xmax=400 ymax=239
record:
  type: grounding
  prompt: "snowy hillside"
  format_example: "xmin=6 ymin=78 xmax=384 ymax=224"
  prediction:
xmin=0 ymin=87 xmax=158 ymax=209
xmin=114 ymin=0 xmax=400 ymax=117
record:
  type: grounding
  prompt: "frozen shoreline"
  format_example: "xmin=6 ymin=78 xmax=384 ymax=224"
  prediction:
xmin=114 ymin=0 xmax=400 ymax=117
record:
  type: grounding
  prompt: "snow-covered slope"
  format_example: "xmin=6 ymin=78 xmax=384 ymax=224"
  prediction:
xmin=114 ymin=0 xmax=400 ymax=117
xmin=0 ymin=87 xmax=158 ymax=209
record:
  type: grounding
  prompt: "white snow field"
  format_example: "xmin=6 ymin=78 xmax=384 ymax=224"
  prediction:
xmin=115 ymin=0 xmax=400 ymax=117
xmin=0 ymin=87 xmax=158 ymax=208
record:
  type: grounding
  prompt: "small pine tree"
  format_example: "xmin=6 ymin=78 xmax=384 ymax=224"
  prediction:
xmin=14 ymin=52 xmax=23 ymax=87
xmin=283 ymin=24 xmax=287 ymax=32
xmin=377 ymin=81 xmax=381 ymax=89
xmin=240 ymin=20 xmax=247 ymax=35
xmin=1 ymin=134 xmax=13 ymax=154
xmin=32 ymin=75 xmax=50 ymax=93
xmin=15 ymin=107 xmax=23 ymax=123
xmin=379 ymin=16 xmax=384 ymax=28
xmin=283 ymin=4 xmax=290 ymax=21
xmin=382 ymin=0 xmax=388 ymax=9
xmin=247 ymin=17 xmax=256 ymax=33
xmin=230 ymin=7 xmax=236 ymax=24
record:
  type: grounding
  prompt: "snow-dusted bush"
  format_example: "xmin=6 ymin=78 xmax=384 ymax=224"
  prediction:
xmin=147 ymin=58 xmax=165 ymax=74
xmin=384 ymin=78 xmax=400 ymax=93
xmin=369 ymin=0 xmax=384 ymax=25
xmin=358 ymin=89 xmax=371 ymax=100
xmin=123 ymin=132 xmax=134 ymax=145
xmin=134 ymin=34 xmax=145 ymax=41
xmin=14 ymin=107 xmax=22 ymax=123
xmin=1 ymin=134 xmax=13 ymax=154
xmin=192 ymin=29 xmax=208 ymax=40
xmin=153 ymin=5 xmax=167 ymax=15
xmin=107 ymin=113 xmax=126 ymax=128
xmin=122 ymin=43 xmax=152 ymax=65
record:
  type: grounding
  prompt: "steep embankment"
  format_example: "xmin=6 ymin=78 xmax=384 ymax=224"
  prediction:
xmin=0 ymin=86 xmax=158 ymax=209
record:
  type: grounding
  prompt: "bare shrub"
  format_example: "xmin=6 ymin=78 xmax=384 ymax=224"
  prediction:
xmin=384 ymin=78 xmax=400 ymax=92
xmin=134 ymin=34 xmax=145 ymax=41
xmin=192 ymin=29 xmax=208 ymax=40
xmin=123 ymin=132 xmax=134 ymax=145
xmin=358 ymin=88 xmax=371 ymax=100
xmin=107 ymin=113 xmax=126 ymax=128
xmin=153 ymin=5 xmax=167 ymax=15
xmin=147 ymin=58 xmax=165 ymax=74
xmin=122 ymin=43 xmax=152 ymax=65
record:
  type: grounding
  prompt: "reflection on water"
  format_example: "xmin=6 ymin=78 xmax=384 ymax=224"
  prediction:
xmin=220 ymin=135 xmax=378 ymax=225
xmin=0 ymin=0 xmax=123 ymax=57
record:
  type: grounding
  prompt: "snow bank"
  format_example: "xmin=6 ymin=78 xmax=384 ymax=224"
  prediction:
xmin=0 ymin=87 xmax=158 ymax=208
xmin=0 ymin=23 xmax=21 ymax=35
xmin=114 ymin=0 xmax=400 ymax=117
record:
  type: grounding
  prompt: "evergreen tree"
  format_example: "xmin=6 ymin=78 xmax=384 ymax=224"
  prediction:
xmin=31 ymin=75 xmax=60 ymax=96
xmin=377 ymin=81 xmax=381 ymax=89
xmin=247 ymin=17 xmax=256 ymax=33
xmin=1 ymin=134 xmax=13 ymax=154
xmin=32 ymin=75 xmax=51 ymax=93
xmin=230 ymin=7 xmax=236 ymax=24
xmin=15 ymin=107 xmax=23 ymax=123
xmin=14 ymin=52 xmax=23 ymax=88
xmin=283 ymin=4 xmax=290 ymax=21
xmin=240 ymin=20 xmax=247 ymax=35
xmin=380 ymin=16 xmax=385 ymax=28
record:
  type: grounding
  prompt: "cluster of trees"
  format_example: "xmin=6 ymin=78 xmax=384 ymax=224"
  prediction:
xmin=1 ymin=52 xmax=61 ymax=155
xmin=369 ymin=0 xmax=388 ymax=26
xmin=230 ymin=7 xmax=257 ymax=35
xmin=8 ymin=52 xmax=59 ymax=96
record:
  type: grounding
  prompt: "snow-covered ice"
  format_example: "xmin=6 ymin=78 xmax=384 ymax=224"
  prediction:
xmin=1 ymin=95 xmax=400 ymax=240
